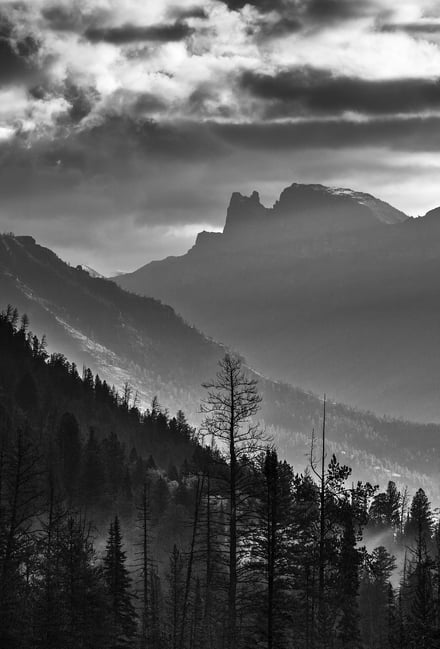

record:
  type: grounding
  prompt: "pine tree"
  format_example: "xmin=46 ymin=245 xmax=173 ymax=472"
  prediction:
xmin=249 ymin=448 xmax=294 ymax=649
xmin=0 ymin=428 xmax=42 ymax=649
xmin=59 ymin=516 xmax=111 ymax=649
xmin=407 ymin=494 xmax=436 ymax=649
xmin=404 ymin=489 xmax=433 ymax=549
xmin=359 ymin=546 xmax=396 ymax=649
xmin=104 ymin=516 xmax=137 ymax=649
xmin=336 ymin=504 xmax=362 ymax=649
xmin=369 ymin=481 xmax=401 ymax=551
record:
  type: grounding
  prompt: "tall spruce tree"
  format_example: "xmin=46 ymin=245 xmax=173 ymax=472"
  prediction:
xmin=104 ymin=516 xmax=137 ymax=649
xmin=250 ymin=448 xmax=294 ymax=649
xmin=336 ymin=504 xmax=362 ymax=649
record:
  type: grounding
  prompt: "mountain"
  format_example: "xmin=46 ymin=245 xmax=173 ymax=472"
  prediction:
xmin=116 ymin=182 xmax=440 ymax=424
xmin=2 ymin=296 xmax=435 ymax=649
xmin=222 ymin=183 xmax=407 ymax=240
xmin=1 ymin=232 xmax=440 ymax=501
xmin=0 ymin=303 xmax=199 ymax=485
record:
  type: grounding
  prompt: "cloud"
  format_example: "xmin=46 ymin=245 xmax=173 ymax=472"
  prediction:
xmin=0 ymin=13 xmax=40 ymax=86
xmin=305 ymin=0 xmax=377 ymax=22
xmin=84 ymin=21 xmax=194 ymax=44
xmin=220 ymin=0 xmax=377 ymax=24
xmin=41 ymin=4 xmax=93 ymax=32
xmin=1 ymin=0 xmax=440 ymax=272
xmin=3 ymin=113 xmax=440 ymax=274
xmin=380 ymin=21 xmax=440 ymax=34
xmin=211 ymin=115 xmax=440 ymax=152
xmin=240 ymin=67 xmax=440 ymax=116
xmin=219 ymin=0 xmax=278 ymax=11
xmin=167 ymin=5 xmax=208 ymax=21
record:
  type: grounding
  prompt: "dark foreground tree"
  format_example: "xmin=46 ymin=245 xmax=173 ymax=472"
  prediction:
xmin=104 ymin=516 xmax=137 ymax=649
xmin=202 ymin=353 xmax=264 ymax=649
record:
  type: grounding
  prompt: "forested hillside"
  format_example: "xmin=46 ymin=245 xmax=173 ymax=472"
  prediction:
xmin=1 ymin=307 xmax=440 ymax=649
xmin=1 ymin=233 xmax=439 ymax=499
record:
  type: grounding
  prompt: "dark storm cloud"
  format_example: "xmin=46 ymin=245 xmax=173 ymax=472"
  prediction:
xmin=3 ymin=114 xmax=440 ymax=208
xmin=305 ymin=0 xmax=374 ymax=22
xmin=167 ymin=6 xmax=208 ymax=20
xmin=211 ymin=115 xmax=440 ymax=152
xmin=42 ymin=5 xmax=86 ymax=32
xmin=251 ymin=15 xmax=303 ymax=39
xmin=84 ymin=21 xmax=194 ymax=44
xmin=131 ymin=93 xmax=168 ymax=115
xmin=219 ymin=0 xmax=302 ymax=39
xmin=0 ymin=14 xmax=40 ymax=86
xmin=225 ymin=0 xmax=377 ymax=41
xmin=240 ymin=67 xmax=440 ymax=116
xmin=0 ymin=118 xmax=228 ymax=204
xmin=221 ymin=0 xmax=374 ymax=21
xmin=220 ymin=0 xmax=280 ymax=11
xmin=380 ymin=22 xmax=440 ymax=34
xmin=62 ymin=83 xmax=99 ymax=124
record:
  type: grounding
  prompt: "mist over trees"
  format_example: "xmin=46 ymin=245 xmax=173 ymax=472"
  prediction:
xmin=1 ymin=306 xmax=440 ymax=648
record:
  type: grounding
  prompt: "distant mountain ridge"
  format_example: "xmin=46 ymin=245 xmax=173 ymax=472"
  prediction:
xmin=215 ymin=182 xmax=407 ymax=238
xmin=1 ymin=232 xmax=439 ymax=501
xmin=116 ymin=182 xmax=440 ymax=423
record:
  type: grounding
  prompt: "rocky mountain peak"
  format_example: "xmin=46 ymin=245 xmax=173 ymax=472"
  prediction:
xmin=223 ymin=190 xmax=268 ymax=234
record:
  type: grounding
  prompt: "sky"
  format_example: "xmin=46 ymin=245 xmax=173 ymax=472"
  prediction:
xmin=1 ymin=0 xmax=440 ymax=274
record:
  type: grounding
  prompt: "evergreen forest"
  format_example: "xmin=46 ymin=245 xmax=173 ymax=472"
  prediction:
xmin=1 ymin=305 xmax=439 ymax=649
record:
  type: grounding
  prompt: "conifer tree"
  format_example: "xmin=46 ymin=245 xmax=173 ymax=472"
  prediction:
xmin=405 ymin=489 xmax=433 ymax=550
xmin=336 ymin=505 xmax=362 ymax=649
xmin=250 ymin=448 xmax=294 ymax=649
xmin=407 ymin=491 xmax=436 ymax=649
xmin=369 ymin=481 xmax=401 ymax=530
xmin=104 ymin=516 xmax=137 ymax=649
xmin=359 ymin=545 xmax=396 ymax=649
xmin=59 ymin=516 xmax=110 ymax=649
xmin=0 ymin=428 xmax=42 ymax=649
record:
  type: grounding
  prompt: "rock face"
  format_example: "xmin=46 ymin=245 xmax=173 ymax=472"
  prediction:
xmin=223 ymin=190 xmax=268 ymax=235
xmin=222 ymin=183 xmax=407 ymax=242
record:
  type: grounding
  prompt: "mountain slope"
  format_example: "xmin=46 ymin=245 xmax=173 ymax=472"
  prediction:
xmin=1 ymin=232 xmax=439 ymax=500
xmin=116 ymin=182 xmax=440 ymax=423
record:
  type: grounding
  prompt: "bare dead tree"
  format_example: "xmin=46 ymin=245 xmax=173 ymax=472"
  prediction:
xmin=309 ymin=396 xmax=327 ymax=648
xmin=136 ymin=481 xmax=153 ymax=649
xmin=179 ymin=475 xmax=204 ymax=649
xmin=201 ymin=354 xmax=264 ymax=649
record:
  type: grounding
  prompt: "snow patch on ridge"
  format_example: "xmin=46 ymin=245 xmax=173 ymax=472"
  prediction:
xmin=329 ymin=186 xmax=408 ymax=225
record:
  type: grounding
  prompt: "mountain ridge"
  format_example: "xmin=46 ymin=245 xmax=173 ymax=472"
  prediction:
xmin=115 ymin=182 xmax=440 ymax=423
xmin=1 ymin=231 xmax=440 ymax=501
